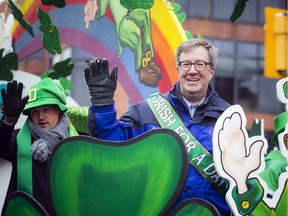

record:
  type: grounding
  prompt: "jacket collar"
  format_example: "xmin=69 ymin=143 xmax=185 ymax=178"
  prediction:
xmin=169 ymin=81 xmax=215 ymax=105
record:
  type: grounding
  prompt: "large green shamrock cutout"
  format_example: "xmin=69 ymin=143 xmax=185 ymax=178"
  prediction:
xmin=41 ymin=58 xmax=74 ymax=95
xmin=49 ymin=129 xmax=188 ymax=215
xmin=7 ymin=0 xmax=34 ymax=37
xmin=2 ymin=129 xmax=223 ymax=215
xmin=0 ymin=49 xmax=18 ymax=81
xmin=37 ymin=8 xmax=62 ymax=55
xmin=3 ymin=129 xmax=188 ymax=215
xmin=41 ymin=0 xmax=66 ymax=8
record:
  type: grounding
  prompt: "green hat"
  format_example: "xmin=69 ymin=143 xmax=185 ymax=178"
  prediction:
xmin=271 ymin=112 xmax=288 ymax=145
xmin=23 ymin=78 xmax=67 ymax=115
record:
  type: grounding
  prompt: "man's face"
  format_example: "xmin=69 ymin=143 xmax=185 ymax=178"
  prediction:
xmin=177 ymin=46 xmax=214 ymax=104
xmin=30 ymin=105 xmax=61 ymax=131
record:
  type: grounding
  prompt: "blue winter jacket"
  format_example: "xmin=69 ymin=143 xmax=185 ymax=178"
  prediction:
xmin=87 ymin=82 xmax=231 ymax=215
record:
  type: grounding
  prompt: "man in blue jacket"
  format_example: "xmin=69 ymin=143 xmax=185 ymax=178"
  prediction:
xmin=84 ymin=38 xmax=231 ymax=215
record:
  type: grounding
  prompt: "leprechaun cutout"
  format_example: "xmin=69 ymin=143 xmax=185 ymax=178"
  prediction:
xmin=213 ymin=77 xmax=288 ymax=216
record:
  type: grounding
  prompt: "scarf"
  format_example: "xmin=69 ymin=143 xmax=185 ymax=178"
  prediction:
xmin=29 ymin=114 xmax=70 ymax=163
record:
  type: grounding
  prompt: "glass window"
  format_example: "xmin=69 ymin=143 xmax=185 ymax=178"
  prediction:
xmin=214 ymin=0 xmax=236 ymax=20
xmin=177 ymin=0 xmax=212 ymax=18
xmin=257 ymin=77 xmax=284 ymax=113
xmin=237 ymin=42 xmax=257 ymax=58
xmin=236 ymin=59 xmax=258 ymax=109
xmin=215 ymin=57 xmax=234 ymax=78
xmin=259 ymin=44 xmax=265 ymax=59
xmin=213 ymin=39 xmax=235 ymax=55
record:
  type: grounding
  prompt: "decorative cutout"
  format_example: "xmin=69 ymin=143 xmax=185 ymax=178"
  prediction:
xmin=120 ymin=0 xmax=154 ymax=9
xmin=41 ymin=58 xmax=74 ymax=95
xmin=230 ymin=0 xmax=249 ymax=22
xmin=41 ymin=0 xmax=66 ymax=8
xmin=0 ymin=49 xmax=18 ymax=81
xmin=37 ymin=8 xmax=62 ymax=55
xmin=7 ymin=0 xmax=34 ymax=37
xmin=213 ymin=105 xmax=287 ymax=215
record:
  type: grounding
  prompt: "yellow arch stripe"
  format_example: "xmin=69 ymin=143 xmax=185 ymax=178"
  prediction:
xmin=150 ymin=0 xmax=187 ymax=84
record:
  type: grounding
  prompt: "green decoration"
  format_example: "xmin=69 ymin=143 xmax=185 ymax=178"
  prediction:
xmin=250 ymin=119 xmax=263 ymax=137
xmin=41 ymin=0 xmax=66 ymax=8
xmin=2 ymin=191 xmax=49 ymax=216
xmin=172 ymin=3 xmax=186 ymax=24
xmin=59 ymin=77 xmax=73 ymax=95
xmin=7 ymin=0 xmax=34 ymax=37
xmin=271 ymin=112 xmax=288 ymax=145
xmin=66 ymin=106 xmax=89 ymax=134
xmin=197 ymin=34 xmax=204 ymax=39
xmin=41 ymin=58 xmax=74 ymax=95
xmin=49 ymin=129 xmax=188 ymax=215
xmin=0 ymin=49 xmax=18 ymax=81
xmin=37 ymin=8 xmax=62 ymax=55
xmin=230 ymin=0 xmax=249 ymax=22
xmin=120 ymin=0 xmax=154 ymax=9
xmin=42 ymin=58 xmax=73 ymax=79
xmin=185 ymin=31 xmax=194 ymax=39
xmin=170 ymin=2 xmax=194 ymax=39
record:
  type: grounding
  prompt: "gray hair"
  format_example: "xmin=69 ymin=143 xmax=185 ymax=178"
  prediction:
xmin=176 ymin=39 xmax=218 ymax=66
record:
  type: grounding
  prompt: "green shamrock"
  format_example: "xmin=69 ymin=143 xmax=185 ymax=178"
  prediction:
xmin=2 ymin=129 xmax=222 ymax=216
xmin=0 ymin=49 xmax=18 ymax=81
xmin=41 ymin=0 xmax=66 ymax=8
xmin=37 ymin=8 xmax=62 ymax=55
xmin=4 ymin=129 xmax=189 ymax=215
xmin=172 ymin=2 xmax=186 ymax=24
xmin=41 ymin=58 xmax=74 ymax=95
xmin=7 ymin=0 xmax=34 ymax=37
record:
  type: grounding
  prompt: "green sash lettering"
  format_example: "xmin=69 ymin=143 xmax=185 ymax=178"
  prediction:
xmin=147 ymin=94 xmax=228 ymax=195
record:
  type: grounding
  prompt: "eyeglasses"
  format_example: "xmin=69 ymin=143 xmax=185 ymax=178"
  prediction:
xmin=178 ymin=60 xmax=213 ymax=72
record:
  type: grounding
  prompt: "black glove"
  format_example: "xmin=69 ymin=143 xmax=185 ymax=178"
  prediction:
xmin=1 ymin=80 xmax=29 ymax=121
xmin=84 ymin=58 xmax=118 ymax=106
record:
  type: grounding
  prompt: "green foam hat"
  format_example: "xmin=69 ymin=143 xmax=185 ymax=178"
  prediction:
xmin=271 ymin=112 xmax=288 ymax=145
xmin=23 ymin=78 xmax=67 ymax=115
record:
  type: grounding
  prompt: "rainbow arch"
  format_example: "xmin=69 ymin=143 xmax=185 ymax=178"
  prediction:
xmin=10 ymin=0 xmax=187 ymax=104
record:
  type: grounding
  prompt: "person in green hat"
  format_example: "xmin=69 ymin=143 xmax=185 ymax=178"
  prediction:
xmin=259 ymin=111 xmax=288 ymax=192
xmin=0 ymin=78 xmax=78 ymax=215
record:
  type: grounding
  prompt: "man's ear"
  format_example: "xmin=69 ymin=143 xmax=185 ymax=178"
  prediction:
xmin=210 ymin=66 xmax=215 ymax=76
xmin=176 ymin=66 xmax=180 ymax=76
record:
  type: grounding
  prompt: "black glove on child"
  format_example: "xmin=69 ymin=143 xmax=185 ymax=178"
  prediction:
xmin=1 ymin=80 xmax=29 ymax=122
xmin=84 ymin=58 xmax=118 ymax=106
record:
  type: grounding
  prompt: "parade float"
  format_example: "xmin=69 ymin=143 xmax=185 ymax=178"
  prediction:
xmin=0 ymin=0 xmax=287 ymax=215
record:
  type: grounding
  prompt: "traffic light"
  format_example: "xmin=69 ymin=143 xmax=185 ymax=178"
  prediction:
xmin=264 ymin=7 xmax=288 ymax=79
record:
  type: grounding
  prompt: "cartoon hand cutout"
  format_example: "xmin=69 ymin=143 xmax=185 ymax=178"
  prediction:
xmin=216 ymin=106 xmax=265 ymax=194
xmin=84 ymin=0 xmax=98 ymax=29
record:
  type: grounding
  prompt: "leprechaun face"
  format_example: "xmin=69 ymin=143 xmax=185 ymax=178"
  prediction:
xmin=30 ymin=105 xmax=61 ymax=131
xmin=284 ymin=133 xmax=288 ymax=150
